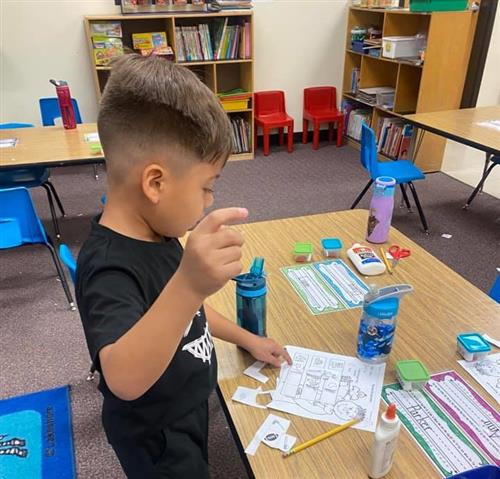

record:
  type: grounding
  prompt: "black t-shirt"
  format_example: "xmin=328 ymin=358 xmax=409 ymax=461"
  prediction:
xmin=75 ymin=218 xmax=217 ymax=443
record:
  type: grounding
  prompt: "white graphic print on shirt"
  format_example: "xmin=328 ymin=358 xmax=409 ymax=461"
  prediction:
xmin=182 ymin=323 xmax=214 ymax=364
xmin=183 ymin=310 xmax=202 ymax=338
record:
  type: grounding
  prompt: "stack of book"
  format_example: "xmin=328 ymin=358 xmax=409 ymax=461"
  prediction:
xmin=209 ymin=0 xmax=252 ymax=11
xmin=132 ymin=32 xmax=174 ymax=58
xmin=175 ymin=25 xmax=213 ymax=61
xmin=357 ymin=87 xmax=395 ymax=108
xmin=350 ymin=67 xmax=360 ymax=94
xmin=230 ymin=117 xmax=251 ymax=154
xmin=346 ymin=109 xmax=372 ymax=141
xmin=218 ymin=89 xmax=251 ymax=111
xmin=212 ymin=18 xmax=251 ymax=60
xmin=376 ymin=118 xmax=413 ymax=159
xmin=91 ymin=21 xmax=124 ymax=66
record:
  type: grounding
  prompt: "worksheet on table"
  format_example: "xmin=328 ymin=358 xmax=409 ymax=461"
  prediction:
xmin=281 ymin=260 xmax=370 ymax=315
xmin=267 ymin=345 xmax=386 ymax=432
xmin=458 ymin=352 xmax=500 ymax=404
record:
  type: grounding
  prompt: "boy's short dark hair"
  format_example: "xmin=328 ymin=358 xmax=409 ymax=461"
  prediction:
xmin=97 ymin=54 xmax=232 ymax=182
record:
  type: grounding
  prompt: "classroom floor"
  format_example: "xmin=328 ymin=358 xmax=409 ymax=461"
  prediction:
xmin=1 ymin=143 xmax=499 ymax=478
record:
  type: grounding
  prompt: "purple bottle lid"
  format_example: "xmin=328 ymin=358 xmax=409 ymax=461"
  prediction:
xmin=375 ymin=176 xmax=396 ymax=187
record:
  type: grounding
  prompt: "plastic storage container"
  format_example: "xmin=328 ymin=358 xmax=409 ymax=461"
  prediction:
xmin=233 ymin=258 xmax=267 ymax=336
xmin=321 ymin=238 xmax=343 ymax=258
xmin=357 ymin=284 xmax=413 ymax=363
xmin=293 ymin=242 xmax=313 ymax=262
xmin=382 ymin=36 xmax=420 ymax=59
xmin=457 ymin=333 xmax=491 ymax=361
xmin=410 ymin=0 xmax=468 ymax=12
xmin=396 ymin=360 xmax=430 ymax=391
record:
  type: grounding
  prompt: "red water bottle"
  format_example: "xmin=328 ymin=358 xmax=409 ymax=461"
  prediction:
xmin=50 ymin=79 xmax=76 ymax=130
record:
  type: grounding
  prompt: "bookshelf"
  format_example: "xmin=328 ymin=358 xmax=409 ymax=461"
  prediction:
xmin=84 ymin=11 xmax=254 ymax=161
xmin=342 ymin=6 xmax=477 ymax=171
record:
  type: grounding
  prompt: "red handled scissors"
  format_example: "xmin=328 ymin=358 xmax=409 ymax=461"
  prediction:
xmin=388 ymin=245 xmax=411 ymax=268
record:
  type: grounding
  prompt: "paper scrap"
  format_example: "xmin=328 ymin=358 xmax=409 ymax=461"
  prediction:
xmin=245 ymin=414 xmax=291 ymax=456
xmin=267 ymin=345 xmax=385 ymax=432
xmin=458 ymin=352 xmax=500 ymax=404
xmin=232 ymin=386 xmax=273 ymax=409
xmin=477 ymin=120 xmax=500 ymax=132
xmin=483 ymin=334 xmax=500 ymax=349
xmin=0 ymin=138 xmax=17 ymax=148
xmin=262 ymin=432 xmax=296 ymax=453
xmin=84 ymin=132 xmax=100 ymax=143
xmin=441 ymin=234 xmax=453 ymax=239
xmin=244 ymin=360 xmax=269 ymax=383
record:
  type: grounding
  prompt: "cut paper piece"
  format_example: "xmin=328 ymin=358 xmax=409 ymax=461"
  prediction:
xmin=441 ymin=234 xmax=453 ymax=239
xmin=244 ymin=361 xmax=269 ymax=383
xmin=483 ymin=334 xmax=500 ymax=349
xmin=267 ymin=345 xmax=385 ymax=432
xmin=458 ymin=352 xmax=500 ymax=404
xmin=84 ymin=132 xmax=100 ymax=142
xmin=245 ymin=414 xmax=291 ymax=456
xmin=0 ymin=138 xmax=17 ymax=148
xmin=263 ymin=432 xmax=296 ymax=453
xmin=232 ymin=386 xmax=273 ymax=409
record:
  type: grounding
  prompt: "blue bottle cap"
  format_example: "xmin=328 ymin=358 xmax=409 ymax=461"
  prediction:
xmin=376 ymin=176 xmax=396 ymax=187
xmin=364 ymin=297 xmax=399 ymax=319
xmin=234 ymin=257 xmax=267 ymax=297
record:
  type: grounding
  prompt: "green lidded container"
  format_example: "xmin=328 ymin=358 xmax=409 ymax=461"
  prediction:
xmin=410 ymin=0 xmax=468 ymax=11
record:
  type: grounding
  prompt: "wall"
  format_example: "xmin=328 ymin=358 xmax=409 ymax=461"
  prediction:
xmin=0 ymin=0 xmax=349 ymax=130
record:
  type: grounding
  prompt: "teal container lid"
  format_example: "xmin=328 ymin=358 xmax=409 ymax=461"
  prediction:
xmin=457 ymin=333 xmax=491 ymax=353
xmin=321 ymin=238 xmax=343 ymax=250
xmin=364 ymin=297 xmax=399 ymax=319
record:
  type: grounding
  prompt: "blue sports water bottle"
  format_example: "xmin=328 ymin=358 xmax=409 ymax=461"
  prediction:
xmin=233 ymin=257 xmax=267 ymax=336
xmin=357 ymin=284 xmax=413 ymax=363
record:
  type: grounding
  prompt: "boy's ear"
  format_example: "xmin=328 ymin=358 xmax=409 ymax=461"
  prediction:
xmin=141 ymin=162 xmax=173 ymax=204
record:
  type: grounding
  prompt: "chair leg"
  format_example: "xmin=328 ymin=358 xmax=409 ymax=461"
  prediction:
xmin=93 ymin=164 xmax=99 ymax=180
xmin=463 ymin=162 xmax=497 ymax=209
xmin=400 ymin=184 xmax=412 ymax=212
xmin=302 ymin=119 xmax=308 ymax=144
xmin=279 ymin=128 xmax=284 ymax=146
xmin=86 ymin=362 xmax=97 ymax=381
xmin=254 ymin=122 xmax=258 ymax=150
xmin=287 ymin=121 xmax=294 ymax=153
xmin=336 ymin=120 xmax=343 ymax=147
xmin=407 ymin=182 xmax=429 ymax=234
xmin=263 ymin=127 xmax=270 ymax=156
xmin=45 ymin=180 xmax=66 ymax=217
xmin=351 ymin=180 xmax=373 ymax=209
xmin=312 ymin=122 xmax=320 ymax=150
xmin=45 ymin=240 xmax=76 ymax=310
xmin=328 ymin=123 xmax=334 ymax=143
xmin=41 ymin=184 xmax=61 ymax=239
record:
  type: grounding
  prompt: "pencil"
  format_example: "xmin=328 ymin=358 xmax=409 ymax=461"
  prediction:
xmin=380 ymin=247 xmax=393 ymax=275
xmin=282 ymin=412 xmax=364 ymax=457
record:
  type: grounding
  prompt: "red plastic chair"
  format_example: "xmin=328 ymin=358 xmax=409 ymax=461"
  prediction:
xmin=254 ymin=91 xmax=294 ymax=156
xmin=302 ymin=86 xmax=344 ymax=150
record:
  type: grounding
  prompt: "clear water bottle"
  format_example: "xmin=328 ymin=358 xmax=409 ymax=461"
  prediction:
xmin=233 ymin=257 xmax=267 ymax=336
xmin=366 ymin=176 xmax=396 ymax=244
xmin=357 ymin=284 xmax=413 ymax=363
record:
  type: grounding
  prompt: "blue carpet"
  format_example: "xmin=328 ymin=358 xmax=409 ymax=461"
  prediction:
xmin=0 ymin=385 xmax=76 ymax=479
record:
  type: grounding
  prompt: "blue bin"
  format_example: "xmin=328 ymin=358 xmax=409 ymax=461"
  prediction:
xmin=449 ymin=465 xmax=500 ymax=479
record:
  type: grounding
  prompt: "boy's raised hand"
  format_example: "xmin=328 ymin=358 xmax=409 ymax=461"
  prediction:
xmin=179 ymin=207 xmax=248 ymax=299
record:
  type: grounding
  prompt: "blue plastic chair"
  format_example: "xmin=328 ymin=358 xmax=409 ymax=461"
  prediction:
xmin=59 ymin=244 xmax=77 ymax=284
xmin=39 ymin=98 xmax=82 ymax=126
xmin=0 ymin=187 xmax=75 ymax=309
xmin=350 ymin=123 xmax=429 ymax=233
xmin=464 ymin=155 xmax=500 ymax=209
xmin=0 ymin=122 xmax=65 ymax=238
xmin=39 ymin=97 xmax=99 ymax=180
xmin=489 ymin=269 xmax=500 ymax=303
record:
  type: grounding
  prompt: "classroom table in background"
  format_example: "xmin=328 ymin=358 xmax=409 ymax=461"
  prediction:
xmin=0 ymin=123 xmax=104 ymax=169
xmin=206 ymin=209 xmax=499 ymax=479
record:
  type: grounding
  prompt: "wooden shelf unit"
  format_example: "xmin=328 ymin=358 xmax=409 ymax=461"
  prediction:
xmin=342 ymin=7 xmax=477 ymax=172
xmin=84 ymin=12 xmax=254 ymax=161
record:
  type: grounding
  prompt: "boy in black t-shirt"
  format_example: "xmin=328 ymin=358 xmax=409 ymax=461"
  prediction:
xmin=76 ymin=54 xmax=292 ymax=479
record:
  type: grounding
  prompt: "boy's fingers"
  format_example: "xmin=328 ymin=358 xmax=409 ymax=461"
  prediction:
xmin=267 ymin=355 xmax=283 ymax=368
xmin=282 ymin=348 xmax=293 ymax=365
xmin=216 ymin=246 xmax=243 ymax=265
xmin=210 ymin=228 xmax=245 ymax=249
xmin=195 ymin=208 xmax=248 ymax=234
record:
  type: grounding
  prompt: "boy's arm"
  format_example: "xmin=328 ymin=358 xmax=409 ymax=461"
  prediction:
xmin=204 ymin=304 xmax=292 ymax=367
xmin=98 ymin=208 xmax=247 ymax=401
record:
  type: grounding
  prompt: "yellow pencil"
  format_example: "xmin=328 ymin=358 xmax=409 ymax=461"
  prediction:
xmin=380 ymin=247 xmax=393 ymax=275
xmin=283 ymin=412 xmax=365 ymax=457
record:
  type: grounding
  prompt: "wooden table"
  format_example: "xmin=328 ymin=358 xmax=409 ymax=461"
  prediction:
xmin=405 ymin=106 xmax=500 ymax=159
xmin=207 ymin=210 xmax=499 ymax=479
xmin=0 ymin=123 xmax=104 ymax=169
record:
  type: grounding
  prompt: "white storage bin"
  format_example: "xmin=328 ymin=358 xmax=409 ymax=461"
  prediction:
xmin=382 ymin=36 xmax=419 ymax=58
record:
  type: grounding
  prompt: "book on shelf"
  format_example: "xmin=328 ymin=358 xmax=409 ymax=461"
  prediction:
xmin=218 ymin=88 xmax=252 ymax=111
xmin=350 ymin=67 xmax=360 ymax=94
xmin=357 ymin=87 xmax=395 ymax=107
xmin=90 ymin=21 xmax=122 ymax=38
xmin=208 ymin=0 xmax=252 ymax=11
xmin=132 ymin=32 xmax=174 ymax=58
xmin=376 ymin=117 xmax=413 ymax=158
xmin=346 ymin=109 xmax=372 ymax=141
xmin=230 ymin=116 xmax=250 ymax=154
xmin=91 ymin=21 xmax=124 ymax=66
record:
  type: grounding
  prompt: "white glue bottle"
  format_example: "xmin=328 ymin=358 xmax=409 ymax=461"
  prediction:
xmin=347 ymin=243 xmax=386 ymax=276
xmin=368 ymin=403 xmax=401 ymax=478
